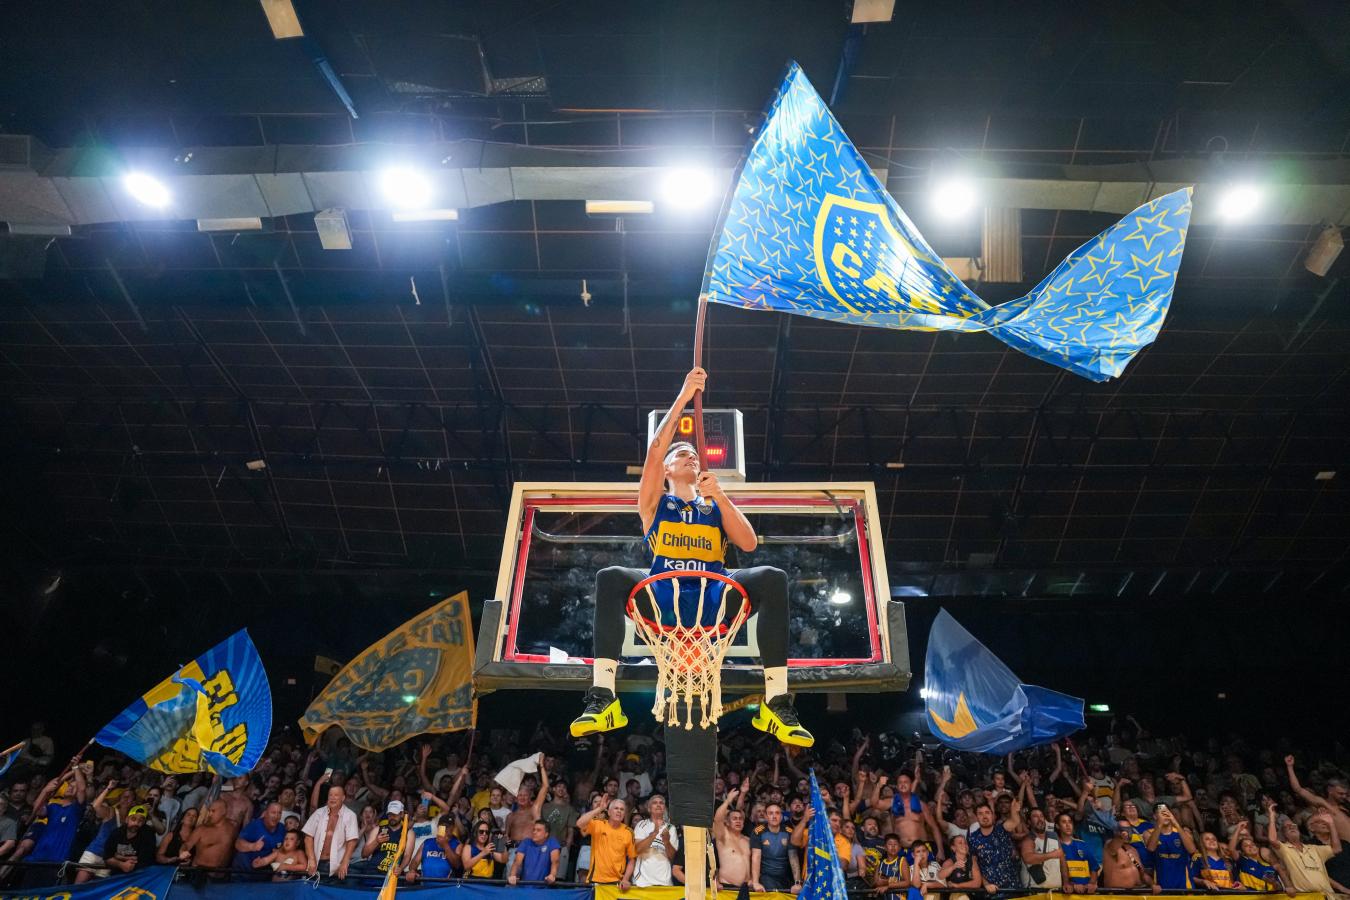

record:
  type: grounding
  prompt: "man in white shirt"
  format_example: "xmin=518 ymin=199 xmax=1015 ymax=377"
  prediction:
xmin=302 ymin=784 xmax=361 ymax=878
xmin=1019 ymin=808 xmax=1062 ymax=889
xmin=632 ymin=794 xmax=679 ymax=887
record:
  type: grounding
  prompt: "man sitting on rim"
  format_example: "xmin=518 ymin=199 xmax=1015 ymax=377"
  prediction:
xmin=569 ymin=366 xmax=813 ymax=747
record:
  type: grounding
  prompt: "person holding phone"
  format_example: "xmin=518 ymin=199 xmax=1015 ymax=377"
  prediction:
xmin=462 ymin=821 xmax=505 ymax=879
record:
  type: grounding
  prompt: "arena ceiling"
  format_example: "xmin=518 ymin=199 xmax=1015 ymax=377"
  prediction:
xmin=1 ymin=0 xmax=1349 ymax=612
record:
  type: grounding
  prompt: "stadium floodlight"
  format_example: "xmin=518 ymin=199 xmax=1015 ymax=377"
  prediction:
xmin=661 ymin=166 xmax=715 ymax=210
xmin=930 ymin=175 xmax=977 ymax=220
xmin=379 ymin=166 xmax=434 ymax=210
xmin=1217 ymin=183 xmax=1262 ymax=223
xmin=123 ymin=172 xmax=171 ymax=209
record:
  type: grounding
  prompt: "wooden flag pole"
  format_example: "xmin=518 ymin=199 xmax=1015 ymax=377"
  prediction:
xmin=692 ymin=294 xmax=709 ymax=467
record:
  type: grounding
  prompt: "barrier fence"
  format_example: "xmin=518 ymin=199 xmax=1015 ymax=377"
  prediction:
xmin=0 ymin=863 xmax=1317 ymax=900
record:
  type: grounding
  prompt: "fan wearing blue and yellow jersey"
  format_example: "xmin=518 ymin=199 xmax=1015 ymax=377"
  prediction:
xmin=1054 ymin=812 xmax=1100 ymax=893
xmin=1195 ymin=831 xmax=1238 ymax=891
xmin=569 ymin=367 xmax=812 ymax=747
xmin=1234 ymin=831 xmax=1281 ymax=892
xmin=1145 ymin=805 xmax=1199 ymax=890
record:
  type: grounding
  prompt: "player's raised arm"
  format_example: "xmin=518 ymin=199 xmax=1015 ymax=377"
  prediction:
xmin=640 ymin=367 xmax=705 ymax=531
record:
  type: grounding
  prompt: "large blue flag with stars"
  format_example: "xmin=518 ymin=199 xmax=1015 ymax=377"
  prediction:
xmin=802 ymin=771 xmax=849 ymax=900
xmin=925 ymin=609 xmax=1084 ymax=755
xmin=704 ymin=62 xmax=1192 ymax=382
xmin=94 ymin=630 xmax=271 ymax=776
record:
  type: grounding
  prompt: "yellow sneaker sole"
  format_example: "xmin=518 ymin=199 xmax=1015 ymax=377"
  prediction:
xmin=569 ymin=701 xmax=628 ymax=737
xmin=752 ymin=709 xmax=815 ymax=747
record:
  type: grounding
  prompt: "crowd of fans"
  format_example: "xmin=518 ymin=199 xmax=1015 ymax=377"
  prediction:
xmin=1 ymin=715 xmax=1348 ymax=898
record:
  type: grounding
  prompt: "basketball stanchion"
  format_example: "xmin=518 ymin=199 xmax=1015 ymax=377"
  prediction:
xmin=625 ymin=569 xmax=751 ymax=900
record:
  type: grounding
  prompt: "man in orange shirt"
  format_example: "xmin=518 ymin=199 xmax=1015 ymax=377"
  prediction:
xmin=577 ymin=796 xmax=636 ymax=891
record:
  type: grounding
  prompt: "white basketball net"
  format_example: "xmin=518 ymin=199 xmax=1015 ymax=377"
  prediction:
xmin=629 ymin=576 xmax=750 ymax=730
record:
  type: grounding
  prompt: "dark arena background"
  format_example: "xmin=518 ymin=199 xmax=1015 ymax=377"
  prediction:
xmin=1 ymin=4 xmax=1350 ymax=880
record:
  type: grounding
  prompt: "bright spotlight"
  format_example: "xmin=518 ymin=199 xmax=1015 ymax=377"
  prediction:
xmin=661 ymin=167 xmax=715 ymax=210
xmin=931 ymin=176 xmax=976 ymax=220
xmin=379 ymin=167 xmax=434 ymax=210
xmin=1218 ymin=183 xmax=1262 ymax=223
xmin=919 ymin=687 xmax=930 ymax=700
xmin=828 ymin=589 xmax=852 ymax=606
xmin=123 ymin=172 xmax=171 ymax=209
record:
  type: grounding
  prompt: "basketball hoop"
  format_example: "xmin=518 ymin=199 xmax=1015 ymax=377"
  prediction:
xmin=626 ymin=570 xmax=750 ymax=730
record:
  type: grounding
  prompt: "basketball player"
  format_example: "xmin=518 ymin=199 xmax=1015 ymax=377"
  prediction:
xmin=569 ymin=367 xmax=813 ymax=747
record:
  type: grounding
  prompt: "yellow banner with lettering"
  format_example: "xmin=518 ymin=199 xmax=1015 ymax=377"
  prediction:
xmin=301 ymin=592 xmax=476 ymax=751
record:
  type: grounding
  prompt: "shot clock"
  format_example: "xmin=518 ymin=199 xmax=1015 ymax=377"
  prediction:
xmin=646 ymin=408 xmax=745 ymax=482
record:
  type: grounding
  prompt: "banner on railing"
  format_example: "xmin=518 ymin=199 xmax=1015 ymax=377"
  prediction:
xmin=174 ymin=881 xmax=591 ymax=900
xmin=0 ymin=864 xmax=176 ymax=900
xmin=596 ymin=885 xmax=794 ymax=900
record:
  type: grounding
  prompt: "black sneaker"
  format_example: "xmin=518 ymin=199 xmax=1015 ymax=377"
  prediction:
xmin=751 ymin=693 xmax=815 ymax=747
xmin=569 ymin=687 xmax=628 ymax=737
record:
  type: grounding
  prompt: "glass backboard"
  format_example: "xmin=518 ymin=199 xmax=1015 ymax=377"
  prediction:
xmin=473 ymin=482 xmax=911 ymax=695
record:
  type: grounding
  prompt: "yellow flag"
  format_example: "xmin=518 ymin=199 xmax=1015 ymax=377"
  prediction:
xmin=300 ymin=593 xmax=477 ymax=751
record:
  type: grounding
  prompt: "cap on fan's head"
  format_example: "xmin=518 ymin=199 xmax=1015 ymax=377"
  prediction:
xmin=664 ymin=442 xmax=698 ymax=466
xmin=386 ymin=800 xmax=404 ymax=815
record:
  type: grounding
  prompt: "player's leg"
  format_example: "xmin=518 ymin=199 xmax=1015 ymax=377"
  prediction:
xmin=570 ymin=565 xmax=645 ymax=737
xmin=729 ymin=566 xmax=814 ymax=747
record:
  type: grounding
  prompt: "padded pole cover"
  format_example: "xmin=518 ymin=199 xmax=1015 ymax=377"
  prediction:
xmin=663 ymin=716 xmax=718 ymax=828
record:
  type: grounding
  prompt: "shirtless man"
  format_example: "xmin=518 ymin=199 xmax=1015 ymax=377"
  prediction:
xmin=506 ymin=767 xmax=548 ymax=845
xmin=181 ymin=800 xmax=238 ymax=870
xmin=1101 ymin=819 xmax=1152 ymax=890
xmin=871 ymin=772 xmax=939 ymax=852
xmin=222 ymin=776 xmax=255 ymax=828
xmin=714 ymin=790 xmax=751 ymax=890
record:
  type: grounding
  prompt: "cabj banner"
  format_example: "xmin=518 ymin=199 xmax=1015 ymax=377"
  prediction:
xmin=0 ymin=862 xmax=175 ymax=900
xmin=704 ymin=62 xmax=1192 ymax=382
xmin=301 ymin=592 xmax=476 ymax=751
xmin=94 ymin=630 xmax=271 ymax=776
xmin=925 ymin=609 xmax=1084 ymax=754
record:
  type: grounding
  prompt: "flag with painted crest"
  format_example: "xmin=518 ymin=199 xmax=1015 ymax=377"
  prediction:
xmin=93 ymin=630 xmax=271 ymax=775
xmin=703 ymin=61 xmax=1192 ymax=382
xmin=925 ymin=609 xmax=1084 ymax=754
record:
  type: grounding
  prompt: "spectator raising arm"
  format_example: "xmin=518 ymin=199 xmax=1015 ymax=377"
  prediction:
xmin=850 ymin=737 xmax=869 ymax=786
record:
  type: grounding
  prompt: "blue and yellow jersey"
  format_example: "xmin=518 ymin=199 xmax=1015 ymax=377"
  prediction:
xmin=1060 ymin=837 xmax=1098 ymax=885
xmin=642 ymin=494 xmax=728 ymax=626
xmin=1125 ymin=819 xmax=1153 ymax=867
xmin=1237 ymin=854 xmax=1279 ymax=891
xmin=1152 ymin=831 xmax=1192 ymax=890
xmin=1197 ymin=854 xmax=1235 ymax=888
xmin=877 ymin=856 xmax=904 ymax=900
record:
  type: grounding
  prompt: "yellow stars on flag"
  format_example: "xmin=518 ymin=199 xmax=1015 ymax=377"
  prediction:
xmin=1121 ymin=251 xmax=1171 ymax=293
xmin=1121 ymin=209 xmax=1176 ymax=253
xmin=1078 ymin=244 xmax=1123 ymax=287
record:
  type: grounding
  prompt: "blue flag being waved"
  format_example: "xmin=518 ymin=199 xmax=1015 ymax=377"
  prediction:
xmin=925 ymin=609 xmax=1084 ymax=755
xmin=704 ymin=62 xmax=1192 ymax=382
xmin=802 ymin=771 xmax=849 ymax=900
xmin=0 ymin=741 xmax=25 ymax=778
xmin=94 ymin=629 xmax=271 ymax=776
